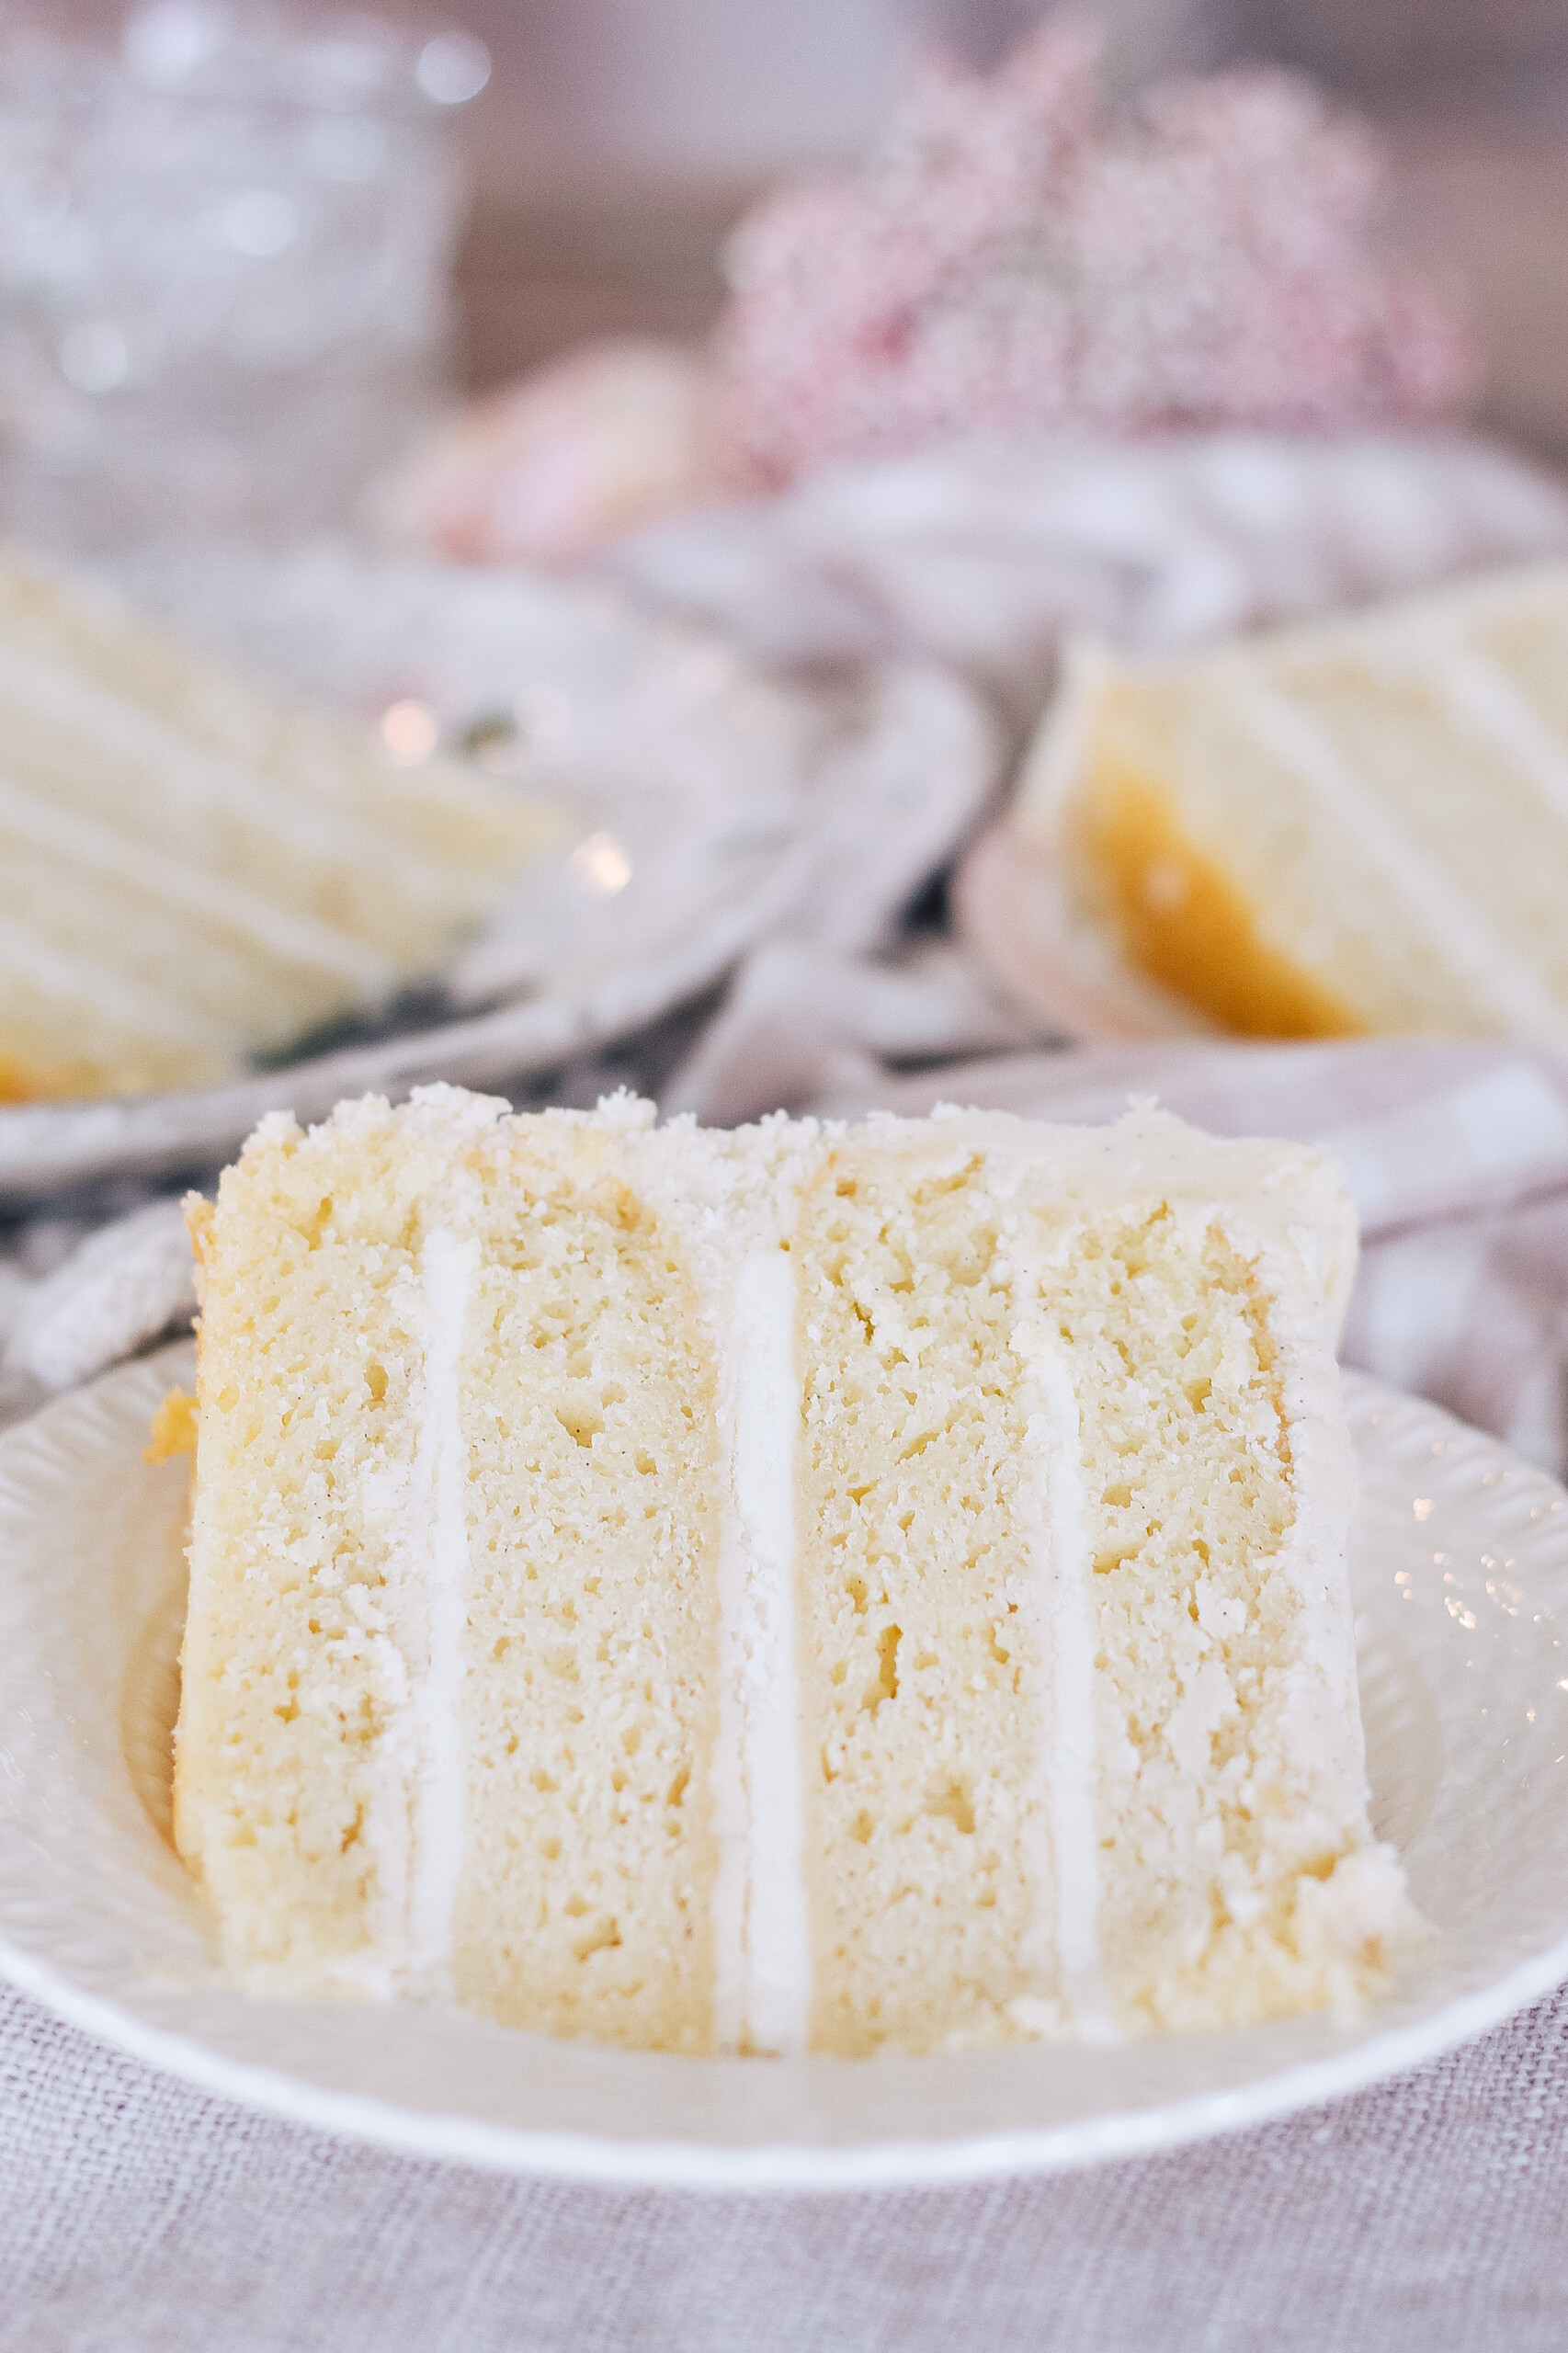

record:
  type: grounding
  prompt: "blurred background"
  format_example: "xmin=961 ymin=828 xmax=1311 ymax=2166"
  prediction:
xmin=444 ymin=0 xmax=1568 ymax=465
xmin=4 ymin=0 xmax=1564 ymax=547
xmin=7 ymin=0 xmax=1568 ymax=1194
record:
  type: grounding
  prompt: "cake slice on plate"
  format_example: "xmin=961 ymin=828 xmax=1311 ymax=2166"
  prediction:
xmin=173 ymin=1087 xmax=1413 ymax=2055
xmin=1005 ymin=563 xmax=1568 ymax=1045
xmin=0 ymin=555 xmax=550 ymax=1102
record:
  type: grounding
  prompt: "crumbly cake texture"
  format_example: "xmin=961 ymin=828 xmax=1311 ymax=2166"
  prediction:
xmin=1016 ymin=563 xmax=1568 ymax=1045
xmin=0 ymin=554 xmax=550 ymax=1103
xmin=174 ymin=1086 xmax=1414 ymax=2057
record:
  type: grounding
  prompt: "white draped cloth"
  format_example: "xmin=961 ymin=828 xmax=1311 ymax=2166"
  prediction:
xmin=3 ymin=1968 xmax=1564 ymax=2352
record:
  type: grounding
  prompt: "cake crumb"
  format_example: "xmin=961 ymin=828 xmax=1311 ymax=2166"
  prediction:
xmin=145 ymin=1388 xmax=199 ymax=1464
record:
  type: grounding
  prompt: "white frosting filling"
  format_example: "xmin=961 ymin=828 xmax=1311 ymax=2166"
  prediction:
xmin=713 ymin=1245 xmax=811 ymax=2057
xmin=403 ymin=1223 xmax=476 ymax=1997
xmin=1011 ymin=1310 xmax=1111 ymax=2039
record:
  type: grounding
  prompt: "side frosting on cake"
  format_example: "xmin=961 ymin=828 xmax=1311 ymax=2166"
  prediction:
xmin=174 ymin=1086 xmax=1413 ymax=2056
xmin=1014 ymin=563 xmax=1568 ymax=1045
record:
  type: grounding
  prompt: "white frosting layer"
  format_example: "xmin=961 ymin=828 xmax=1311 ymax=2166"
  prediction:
xmin=403 ymin=1223 xmax=476 ymax=1998
xmin=629 ymin=1117 xmax=818 ymax=2057
xmin=713 ymin=1246 xmax=812 ymax=2056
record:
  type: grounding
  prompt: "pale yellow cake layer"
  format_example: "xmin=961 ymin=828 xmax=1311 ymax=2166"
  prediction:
xmin=176 ymin=1109 xmax=437 ymax=1984
xmin=0 ymin=551 xmax=553 ymax=1099
xmin=1027 ymin=570 xmax=1568 ymax=1046
xmin=1059 ymin=1204 xmax=1356 ymax=2026
xmin=0 ymin=555 xmax=543 ymax=878
xmin=176 ymin=1096 xmax=722 ymax=2049
xmin=1474 ymin=592 xmax=1568 ymax=743
xmin=793 ymin=1136 xmax=1049 ymax=2057
xmin=0 ymin=688 xmax=478 ymax=967
xmin=1277 ymin=657 xmax=1568 ymax=1005
xmin=0 ymin=831 xmax=380 ymax=1051
xmin=0 ymin=938 xmax=237 ymax=1101
xmin=792 ymin=1112 xmax=1391 ymax=2048
xmin=450 ymin=1115 xmax=722 ymax=2053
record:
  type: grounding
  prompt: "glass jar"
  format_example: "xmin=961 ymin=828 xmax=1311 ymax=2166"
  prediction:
xmin=0 ymin=2 xmax=489 ymax=551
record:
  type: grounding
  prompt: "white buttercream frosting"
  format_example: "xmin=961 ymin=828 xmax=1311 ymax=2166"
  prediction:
xmin=628 ymin=1113 xmax=818 ymax=2057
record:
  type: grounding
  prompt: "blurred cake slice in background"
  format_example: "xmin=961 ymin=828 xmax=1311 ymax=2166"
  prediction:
xmin=0 ymin=553 xmax=551 ymax=1103
xmin=966 ymin=563 xmax=1568 ymax=1047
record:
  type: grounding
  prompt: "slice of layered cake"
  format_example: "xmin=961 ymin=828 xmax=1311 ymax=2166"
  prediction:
xmin=0 ymin=555 xmax=549 ymax=1102
xmin=173 ymin=1087 xmax=1411 ymax=2056
xmin=1011 ymin=563 xmax=1568 ymax=1044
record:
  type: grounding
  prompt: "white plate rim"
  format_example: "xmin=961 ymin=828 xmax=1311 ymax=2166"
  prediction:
xmin=4 ymin=1928 xmax=1565 ymax=2194
xmin=2 ymin=1357 xmax=1566 ymax=2193
xmin=952 ymin=820 xmax=1221 ymax=1047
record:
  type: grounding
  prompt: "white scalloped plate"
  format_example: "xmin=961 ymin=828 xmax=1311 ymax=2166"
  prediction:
xmin=2 ymin=1347 xmax=1566 ymax=2190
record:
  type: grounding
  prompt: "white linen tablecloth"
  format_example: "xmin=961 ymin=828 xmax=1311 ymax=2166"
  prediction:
xmin=5 ymin=1971 xmax=1566 ymax=2351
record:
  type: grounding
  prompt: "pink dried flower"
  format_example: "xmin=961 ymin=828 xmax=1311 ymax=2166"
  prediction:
xmin=713 ymin=19 xmax=1478 ymax=485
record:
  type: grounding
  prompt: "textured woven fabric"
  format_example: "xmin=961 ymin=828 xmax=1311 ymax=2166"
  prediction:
xmin=5 ymin=1972 xmax=1567 ymax=2353
xmin=6 ymin=1032 xmax=1568 ymax=2347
